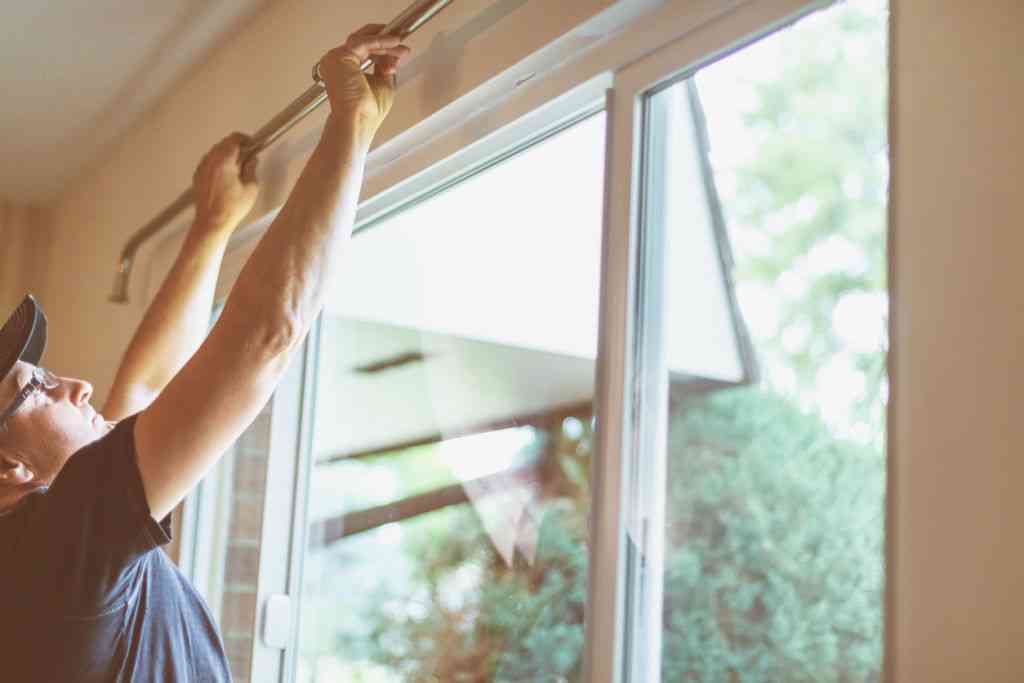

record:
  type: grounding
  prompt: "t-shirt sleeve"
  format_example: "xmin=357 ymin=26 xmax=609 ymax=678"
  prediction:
xmin=27 ymin=414 xmax=171 ymax=618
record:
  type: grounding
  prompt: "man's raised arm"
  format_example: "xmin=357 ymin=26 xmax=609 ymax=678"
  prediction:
xmin=103 ymin=135 xmax=260 ymax=422
xmin=135 ymin=26 xmax=411 ymax=520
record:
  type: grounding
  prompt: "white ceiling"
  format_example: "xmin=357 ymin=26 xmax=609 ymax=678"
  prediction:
xmin=0 ymin=0 xmax=270 ymax=205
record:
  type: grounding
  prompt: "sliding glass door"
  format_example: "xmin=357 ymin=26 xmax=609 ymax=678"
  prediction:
xmin=272 ymin=2 xmax=889 ymax=681
xmin=602 ymin=0 xmax=888 ymax=680
xmin=295 ymin=111 xmax=608 ymax=682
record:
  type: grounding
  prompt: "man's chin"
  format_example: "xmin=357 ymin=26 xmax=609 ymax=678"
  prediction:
xmin=90 ymin=413 xmax=115 ymax=435
xmin=73 ymin=419 xmax=115 ymax=454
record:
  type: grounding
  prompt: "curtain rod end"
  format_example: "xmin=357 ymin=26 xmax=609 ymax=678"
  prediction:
xmin=109 ymin=270 xmax=131 ymax=304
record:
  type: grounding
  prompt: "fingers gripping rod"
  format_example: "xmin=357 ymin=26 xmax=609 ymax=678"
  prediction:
xmin=110 ymin=0 xmax=454 ymax=303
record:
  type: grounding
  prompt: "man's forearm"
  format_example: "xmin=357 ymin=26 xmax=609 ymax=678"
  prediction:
xmin=217 ymin=117 xmax=372 ymax=354
xmin=103 ymin=224 xmax=232 ymax=421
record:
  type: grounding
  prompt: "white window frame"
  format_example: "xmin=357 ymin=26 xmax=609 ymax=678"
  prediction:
xmin=178 ymin=2 xmax=855 ymax=681
xmin=596 ymin=2 xmax=832 ymax=679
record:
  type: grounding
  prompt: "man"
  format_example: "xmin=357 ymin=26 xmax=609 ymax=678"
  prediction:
xmin=0 ymin=25 xmax=410 ymax=681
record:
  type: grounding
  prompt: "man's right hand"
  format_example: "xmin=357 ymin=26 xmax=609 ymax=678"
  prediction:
xmin=317 ymin=24 xmax=412 ymax=143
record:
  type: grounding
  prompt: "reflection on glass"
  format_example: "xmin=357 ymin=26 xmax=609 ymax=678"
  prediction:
xmin=297 ymin=113 xmax=606 ymax=682
xmin=648 ymin=1 xmax=888 ymax=681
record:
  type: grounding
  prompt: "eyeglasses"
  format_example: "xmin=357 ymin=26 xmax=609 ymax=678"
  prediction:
xmin=0 ymin=366 xmax=60 ymax=429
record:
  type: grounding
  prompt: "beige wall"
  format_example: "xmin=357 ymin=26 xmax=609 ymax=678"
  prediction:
xmin=890 ymin=0 xmax=1024 ymax=680
xmin=0 ymin=202 xmax=48 ymax=316
xmin=28 ymin=0 xmax=1024 ymax=678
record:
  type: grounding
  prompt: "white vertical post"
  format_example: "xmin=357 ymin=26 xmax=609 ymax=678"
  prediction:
xmin=583 ymin=87 xmax=636 ymax=683
xmin=281 ymin=317 xmax=322 ymax=682
xmin=249 ymin=337 xmax=312 ymax=682
xmin=585 ymin=4 xmax=828 ymax=680
xmin=621 ymin=81 xmax=670 ymax=682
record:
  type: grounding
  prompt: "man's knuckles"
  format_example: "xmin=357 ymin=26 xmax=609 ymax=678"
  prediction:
xmin=324 ymin=33 xmax=402 ymax=62
xmin=321 ymin=48 xmax=363 ymax=75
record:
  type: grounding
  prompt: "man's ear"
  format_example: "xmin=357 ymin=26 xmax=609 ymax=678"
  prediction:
xmin=0 ymin=453 xmax=34 ymax=486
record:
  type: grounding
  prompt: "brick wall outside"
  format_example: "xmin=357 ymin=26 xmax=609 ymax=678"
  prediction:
xmin=218 ymin=402 xmax=274 ymax=683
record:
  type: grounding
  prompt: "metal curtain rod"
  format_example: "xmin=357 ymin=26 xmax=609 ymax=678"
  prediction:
xmin=110 ymin=0 xmax=455 ymax=303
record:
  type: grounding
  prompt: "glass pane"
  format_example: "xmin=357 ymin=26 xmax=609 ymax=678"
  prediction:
xmin=639 ymin=1 xmax=889 ymax=680
xmin=297 ymin=112 xmax=606 ymax=682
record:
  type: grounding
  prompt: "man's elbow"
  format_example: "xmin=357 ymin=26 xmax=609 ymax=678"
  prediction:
xmin=220 ymin=287 xmax=307 ymax=363
xmin=248 ymin=313 xmax=304 ymax=361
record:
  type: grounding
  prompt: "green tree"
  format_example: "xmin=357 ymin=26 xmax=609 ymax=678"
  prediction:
xmin=662 ymin=390 xmax=884 ymax=682
xmin=364 ymin=427 xmax=592 ymax=682
xmin=360 ymin=390 xmax=884 ymax=682
xmin=709 ymin=0 xmax=889 ymax=435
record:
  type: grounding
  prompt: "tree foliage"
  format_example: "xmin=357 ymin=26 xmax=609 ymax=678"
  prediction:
xmin=713 ymin=0 xmax=889 ymax=434
xmin=358 ymin=388 xmax=884 ymax=682
xmin=662 ymin=390 xmax=883 ymax=682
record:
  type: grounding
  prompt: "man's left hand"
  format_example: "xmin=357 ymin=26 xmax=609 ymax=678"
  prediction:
xmin=192 ymin=133 xmax=261 ymax=235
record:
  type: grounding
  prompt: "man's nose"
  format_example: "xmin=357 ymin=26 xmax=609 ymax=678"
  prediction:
xmin=60 ymin=377 xmax=94 ymax=406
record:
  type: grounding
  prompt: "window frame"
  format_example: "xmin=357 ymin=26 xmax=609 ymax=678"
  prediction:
xmin=177 ymin=2 xmax=853 ymax=681
xmin=591 ymin=1 xmax=833 ymax=680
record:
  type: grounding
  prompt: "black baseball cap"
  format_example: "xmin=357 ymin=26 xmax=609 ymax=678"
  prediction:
xmin=0 ymin=295 xmax=47 ymax=386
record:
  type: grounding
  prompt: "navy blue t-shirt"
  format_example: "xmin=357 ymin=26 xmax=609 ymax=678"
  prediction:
xmin=0 ymin=416 xmax=232 ymax=682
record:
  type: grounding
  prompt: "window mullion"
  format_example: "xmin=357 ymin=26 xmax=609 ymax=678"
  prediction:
xmin=583 ymin=85 xmax=638 ymax=683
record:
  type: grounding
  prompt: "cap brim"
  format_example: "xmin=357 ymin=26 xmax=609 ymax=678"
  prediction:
xmin=0 ymin=295 xmax=47 ymax=385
